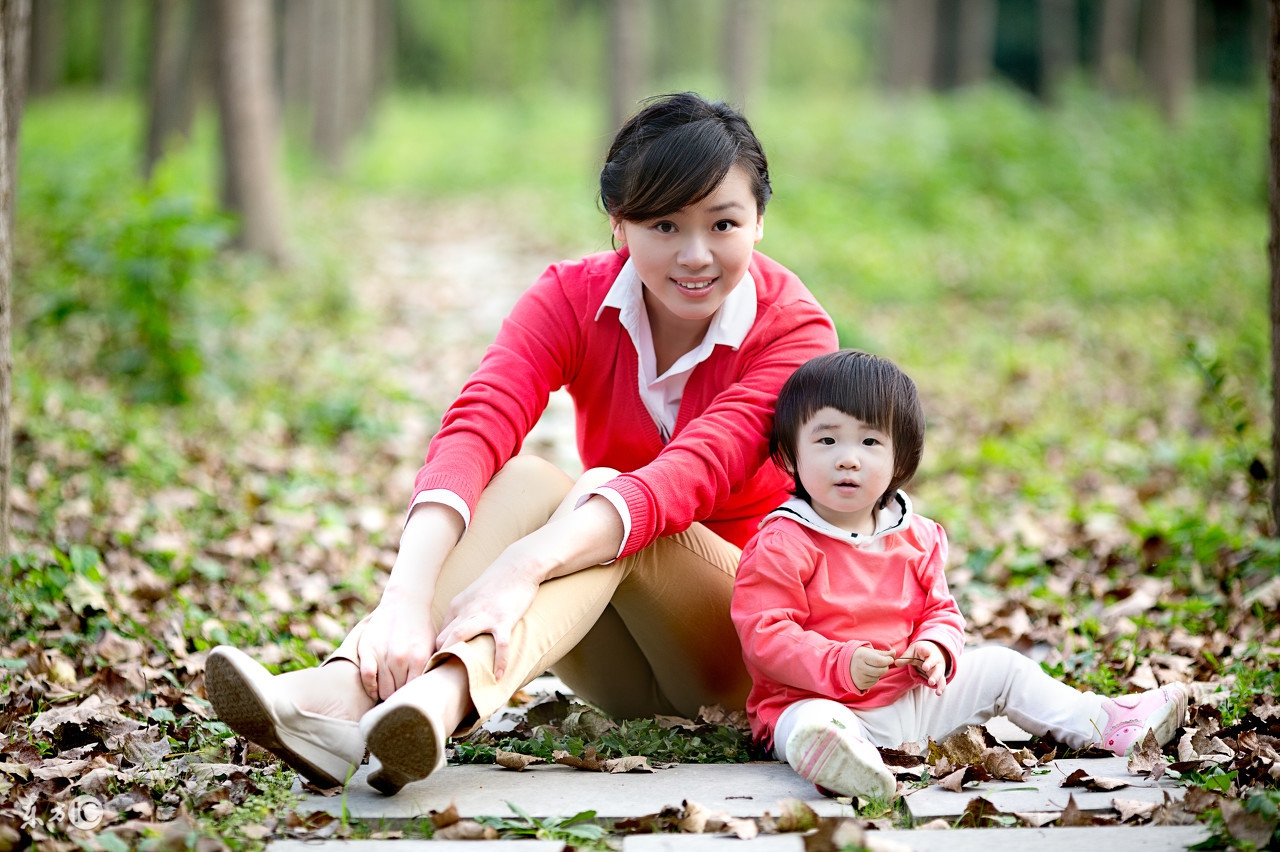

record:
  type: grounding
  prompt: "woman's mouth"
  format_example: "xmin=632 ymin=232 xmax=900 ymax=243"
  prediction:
xmin=674 ymin=277 xmax=716 ymax=293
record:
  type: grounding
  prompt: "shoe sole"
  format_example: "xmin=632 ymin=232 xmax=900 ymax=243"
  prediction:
xmin=206 ymin=649 xmax=348 ymax=789
xmin=789 ymin=723 xmax=895 ymax=801
xmin=365 ymin=705 xmax=441 ymax=796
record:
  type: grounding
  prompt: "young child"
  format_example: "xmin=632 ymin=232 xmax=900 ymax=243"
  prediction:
xmin=730 ymin=350 xmax=1188 ymax=800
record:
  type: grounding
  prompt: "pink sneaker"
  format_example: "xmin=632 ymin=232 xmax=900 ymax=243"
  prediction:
xmin=1097 ymin=683 xmax=1188 ymax=756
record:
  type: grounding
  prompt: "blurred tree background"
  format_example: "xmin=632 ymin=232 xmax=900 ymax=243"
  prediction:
xmin=1 ymin=1 xmax=1278 ymax=844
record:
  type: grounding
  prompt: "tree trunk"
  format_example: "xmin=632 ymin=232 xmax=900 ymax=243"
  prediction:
xmin=281 ymin=0 xmax=312 ymax=112
xmin=99 ymin=0 xmax=127 ymax=89
xmin=885 ymin=0 xmax=938 ymax=94
xmin=1269 ymin=0 xmax=1280 ymax=534
xmin=145 ymin=0 xmax=185 ymax=177
xmin=1143 ymin=0 xmax=1195 ymax=125
xmin=1099 ymin=0 xmax=1139 ymax=94
xmin=213 ymin=0 xmax=286 ymax=264
xmin=309 ymin=0 xmax=348 ymax=170
xmin=1039 ymin=0 xmax=1077 ymax=103
xmin=144 ymin=0 xmax=212 ymax=179
xmin=722 ymin=0 xmax=764 ymax=109
xmin=25 ymin=0 xmax=58 ymax=96
xmin=954 ymin=0 xmax=996 ymax=87
xmin=608 ymin=0 xmax=647 ymax=132
xmin=0 ymin=0 xmax=29 ymax=565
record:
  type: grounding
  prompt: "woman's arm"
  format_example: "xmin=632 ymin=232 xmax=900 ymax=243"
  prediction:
xmin=355 ymin=502 xmax=465 ymax=701
xmin=434 ymin=494 xmax=624 ymax=678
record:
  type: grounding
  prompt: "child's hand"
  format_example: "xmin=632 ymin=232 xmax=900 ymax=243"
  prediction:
xmin=896 ymin=641 xmax=947 ymax=696
xmin=849 ymin=645 xmax=895 ymax=692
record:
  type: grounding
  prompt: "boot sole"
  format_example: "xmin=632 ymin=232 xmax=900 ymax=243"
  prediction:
xmin=365 ymin=704 xmax=441 ymax=796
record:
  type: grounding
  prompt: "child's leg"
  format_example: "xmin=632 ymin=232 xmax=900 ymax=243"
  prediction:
xmin=858 ymin=646 xmax=1106 ymax=749
xmin=774 ymin=699 xmax=896 ymax=800
xmin=857 ymin=646 xmax=1186 ymax=755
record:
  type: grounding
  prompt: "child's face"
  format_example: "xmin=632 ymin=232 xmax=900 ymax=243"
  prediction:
xmin=794 ymin=407 xmax=895 ymax=535
xmin=610 ymin=165 xmax=764 ymax=342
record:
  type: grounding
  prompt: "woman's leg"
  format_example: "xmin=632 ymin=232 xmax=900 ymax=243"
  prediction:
xmin=329 ymin=455 xmax=593 ymax=730
xmin=550 ymin=519 xmax=752 ymax=719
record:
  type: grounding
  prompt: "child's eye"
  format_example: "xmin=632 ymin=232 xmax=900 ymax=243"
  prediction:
xmin=863 ymin=437 xmax=880 ymax=446
xmin=817 ymin=437 xmax=836 ymax=445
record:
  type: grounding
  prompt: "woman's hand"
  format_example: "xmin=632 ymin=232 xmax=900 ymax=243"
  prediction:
xmin=356 ymin=587 xmax=438 ymax=702
xmin=849 ymin=645 xmax=895 ymax=692
xmin=435 ymin=494 xmax=624 ymax=681
xmin=356 ymin=502 xmax=464 ymax=702
xmin=434 ymin=543 xmax=543 ymax=681
xmin=896 ymin=640 xmax=947 ymax=696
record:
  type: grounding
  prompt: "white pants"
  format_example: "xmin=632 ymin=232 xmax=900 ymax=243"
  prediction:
xmin=773 ymin=646 xmax=1107 ymax=760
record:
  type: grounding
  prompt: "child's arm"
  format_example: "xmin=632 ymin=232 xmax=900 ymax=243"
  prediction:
xmin=731 ymin=527 xmax=871 ymax=698
xmin=905 ymin=520 xmax=966 ymax=688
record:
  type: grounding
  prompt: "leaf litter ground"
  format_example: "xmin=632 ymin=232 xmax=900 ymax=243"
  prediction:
xmin=2 ymin=193 xmax=1279 ymax=850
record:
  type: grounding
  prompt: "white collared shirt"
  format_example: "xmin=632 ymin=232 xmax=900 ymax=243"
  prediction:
xmin=585 ymin=257 xmax=757 ymax=558
xmin=595 ymin=257 xmax=757 ymax=442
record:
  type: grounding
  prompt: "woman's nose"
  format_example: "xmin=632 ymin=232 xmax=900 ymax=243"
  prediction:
xmin=677 ymin=235 xmax=712 ymax=269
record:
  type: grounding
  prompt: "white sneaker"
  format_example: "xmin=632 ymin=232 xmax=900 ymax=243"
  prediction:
xmin=785 ymin=720 xmax=896 ymax=800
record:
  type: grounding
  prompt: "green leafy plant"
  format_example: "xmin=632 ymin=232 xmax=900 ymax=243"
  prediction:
xmin=478 ymin=802 xmax=610 ymax=850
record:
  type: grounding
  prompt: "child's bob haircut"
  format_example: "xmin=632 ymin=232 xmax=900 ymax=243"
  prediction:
xmin=770 ymin=349 xmax=925 ymax=510
xmin=599 ymin=92 xmax=771 ymax=223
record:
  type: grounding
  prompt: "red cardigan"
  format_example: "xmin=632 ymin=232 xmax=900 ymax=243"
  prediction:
xmin=411 ymin=248 xmax=837 ymax=557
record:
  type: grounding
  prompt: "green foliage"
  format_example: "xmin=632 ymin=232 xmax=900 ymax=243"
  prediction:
xmin=453 ymin=716 xmax=758 ymax=766
xmin=1212 ymin=651 xmax=1280 ymax=728
xmin=478 ymin=802 xmax=610 ymax=850
xmin=1193 ymin=788 xmax=1280 ymax=852
xmin=18 ymin=96 xmax=230 ymax=404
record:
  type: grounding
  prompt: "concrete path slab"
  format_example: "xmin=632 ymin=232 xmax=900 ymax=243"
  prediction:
xmin=623 ymin=825 xmax=1208 ymax=852
xmin=903 ymin=756 xmax=1185 ymax=820
xmin=271 ymin=839 xmax=565 ymax=844
xmin=296 ymin=763 xmax=856 ymax=822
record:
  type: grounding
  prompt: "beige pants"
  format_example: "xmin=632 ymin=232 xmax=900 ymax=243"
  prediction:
xmin=329 ymin=455 xmax=752 ymax=733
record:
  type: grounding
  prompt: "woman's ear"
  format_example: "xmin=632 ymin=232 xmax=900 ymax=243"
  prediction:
xmin=754 ymin=213 xmax=765 ymax=244
xmin=610 ymin=217 xmax=627 ymax=245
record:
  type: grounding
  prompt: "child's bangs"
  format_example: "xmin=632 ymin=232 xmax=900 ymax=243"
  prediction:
xmin=814 ymin=369 xmax=896 ymax=435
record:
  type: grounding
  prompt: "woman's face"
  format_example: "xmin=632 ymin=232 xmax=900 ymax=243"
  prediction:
xmin=611 ymin=165 xmax=764 ymax=340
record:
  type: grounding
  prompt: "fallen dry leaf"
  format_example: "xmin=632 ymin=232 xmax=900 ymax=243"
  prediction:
xmin=1061 ymin=768 xmax=1129 ymax=792
xmin=495 ymin=750 xmax=545 ymax=770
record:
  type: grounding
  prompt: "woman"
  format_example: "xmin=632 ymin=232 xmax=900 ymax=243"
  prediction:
xmin=207 ymin=92 xmax=838 ymax=795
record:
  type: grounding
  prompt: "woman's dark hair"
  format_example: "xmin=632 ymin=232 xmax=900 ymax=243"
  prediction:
xmin=770 ymin=350 xmax=925 ymax=510
xmin=600 ymin=92 xmax=771 ymax=222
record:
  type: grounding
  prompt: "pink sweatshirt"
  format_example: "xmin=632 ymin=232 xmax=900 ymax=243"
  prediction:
xmin=411 ymin=249 xmax=838 ymax=557
xmin=731 ymin=496 xmax=966 ymax=745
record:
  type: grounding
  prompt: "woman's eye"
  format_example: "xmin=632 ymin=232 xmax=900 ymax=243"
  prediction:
xmin=713 ymin=220 xmax=736 ymax=232
xmin=654 ymin=221 xmax=676 ymax=234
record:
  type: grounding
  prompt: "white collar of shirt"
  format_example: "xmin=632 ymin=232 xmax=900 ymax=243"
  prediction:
xmin=595 ymin=257 xmax=757 ymax=441
xmin=764 ymin=493 xmax=912 ymax=545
